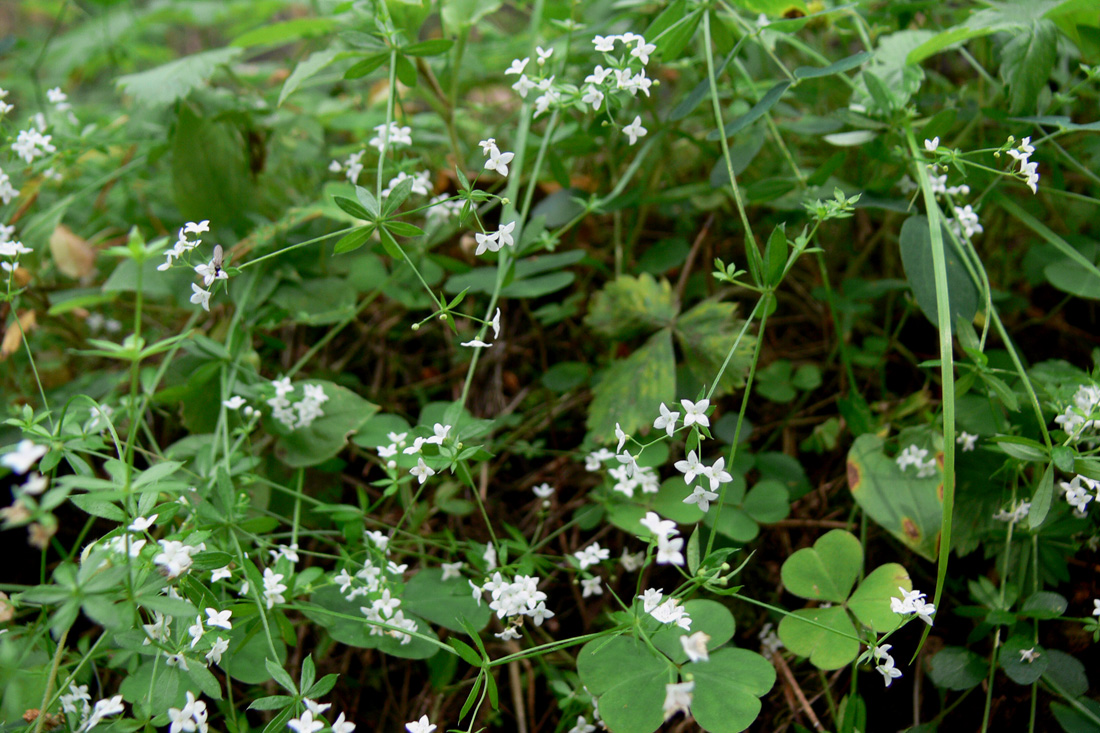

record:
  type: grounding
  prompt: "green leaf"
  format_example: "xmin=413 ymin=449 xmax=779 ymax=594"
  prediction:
xmin=119 ymin=661 xmax=186 ymax=713
xmin=279 ymin=48 xmax=341 ymax=107
xmin=1019 ymin=591 xmax=1068 ymax=619
xmin=1043 ymin=241 xmax=1100 ymax=300
xmin=1000 ymin=636 xmax=1048 ymax=684
xmin=780 ymin=529 xmax=862 ymax=603
xmin=576 ymin=636 xmax=668 ymax=733
xmin=651 ymin=600 xmax=735 ymax=664
xmin=690 ymin=648 xmax=776 ymax=733
xmin=382 ymin=177 xmax=416 ymax=217
xmin=847 ymin=433 xmax=943 ymax=561
xmin=117 ymin=48 xmax=243 ymax=108
xmin=402 ymin=568 xmax=492 ymax=632
xmin=333 ymin=196 xmax=373 ymax=221
xmin=171 ymin=104 xmax=255 ymax=230
xmin=273 ymin=278 xmax=358 ymax=325
xmin=1000 ymin=20 xmax=1059 ymax=114
xmin=384 ymin=220 xmax=426 ymax=238
xmin=300 ymin=654 xmax=316 ymax=693
xmin=70 ymin=494 xmax=126 ymax=521
xmin=742 ymin=480 xmax=790 ymax=524
xmin=585 ymin=273 xmax=677 ymax=340
xmin=1028 ymin=462 xmax=1055 ymax=529
xmin=394 ymin=53 xmax=417 ymax=87
xmin=448 ymin=638 xmax=483 ymax=666
xmin=793 ymin=51 xmax=872 ymax=79
xmin=230 ymin=18 xmax=337 ymax=48
xmin=899 ymin=215 xmax=979 ymax=331
xmin=378 ymin=227 xmax=404 ymax=260
xmin=306 ymin=674 xmax=340 ymax=699
xmin=778 ymin=606 xmax=860 ymax=670
xmin=248 ymin=695 xmax=295 ymax=711
xmin=764 ymin=225 xmax=788 ymax=287
xmin=403 ymin=39 xmax=454 ymax=57
xmin=586 ymin=329 xmax=675 ymax=441
xmin=265 ymin=658 xmax=298 ymax=694
xmin=441 ymin=0 xmax=502 ymax=29
xmin=1042 ymin=649 xmax=1089 ymax=698
xmin=268 ymin=381 xmax=379 ymax=467
xmin=674 ymin=300 xmax=754 ymax=397
xmin=707 ymin=80 xmax=793 ymax=141
xmin=927 ymin=647 xmax=987 ymax=691
xmin=334 ymin=227 xmax=376 ymax=255
xmin=344 ymin=53 xmax=388 ymax=80
xmin=847 ymin=563 xmax=911 ymax=632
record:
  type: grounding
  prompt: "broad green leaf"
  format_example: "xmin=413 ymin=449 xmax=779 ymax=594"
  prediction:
xmin=586 ymin=329 xmax=675 ymax=440
xmin=117 ymin=48 xmax=242 ymax=107
xmin=847 ymin=563 xmax=911 ymax=632
xmin=224 ymin=621 xmax=288 ymax=685
xmin=231 ymin=18 xmax=336 ymax=48
xmin=1000 ymin=20 xmax=1058 ymax=114
xmin=651 ymin=600 xmax=735 ymax=663
xmin=402 ymin=568 xmax=492 ymax=632
xmin=441 ymin=0 xmax=501 ymax=30
xmin=927 ymin=647 xmax=987 ymax=691
xmin=777 ymin=606 xmax=859 ymax=670
xmin=272 ymin=278 xmax=358 ymax=325
xmin=585 ymin=273 xmax=677 ymax=340
xmin=119 ymin=661 xmax=186 ymax=714
xmin=1000 ymin=636 xmax=1048 ymax=684
xmin=847 ymin=434 xmax=943 ymax=560
xmin=1043 ymin=242 xmax=1100 ymax=299
xmin=780 ymin=529 xmax=862 ymax=603
xmin=690 ymin=648 xmax=776 ymax=733
xmin=742 ymin=480 xmax=790 ymax=524
xmin=268 ymin=381 xmax=378 ymax=467
xmin=279 ymin=48 xmax=341 ymax=107
xmin=674 ymin=300 xmax=754 ymax=396
xmin=1028 ymin=463 xmax=1055 ymax=529
xmin=898 ymin=215 xmax=979 ymax=331
xmin=576 ymin=636 xmax=668 ymax=733
xmin=1042 ymin=649 xmax=1089 ymax=698
xmin=1019 ymin=591 xmax=1068 ymax=619
xmin=851 ymin=30 xmax=931 ymax=113
xmin=906 ymin=2 xmax=1065 ymax=65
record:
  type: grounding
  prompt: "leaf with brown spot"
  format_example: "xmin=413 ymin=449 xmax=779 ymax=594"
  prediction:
xmin=50 ymin=225 xmax=96 ymax=280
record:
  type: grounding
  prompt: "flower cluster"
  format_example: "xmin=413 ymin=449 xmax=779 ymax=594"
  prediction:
xmin=993 ymin=499 xmax=1031 ymax=524
xmin=891 ymin=586 xmax=936 ymax=625
xmin=12 ymin=126 xmax=56 ymax=164
xmin=381 ymin=170 xmax=431 ymax=199
xmin=1054 ymin=383 xmax=1100 ymax=439
xmin=369 ymin=121 xmax=413 ymax=153
xmin=0 ymin=87 xmax=12 ymax=117
xmin=0 ymin=167 xmax=19 ymax=204
xmin=1059 ymin=475 xmax=1099 ymax=515
xmin=1005 ymin=136 xmax=1039 ymax=194
xmin=896 ymin=444 xmax=937 ymax=478
xmin=640 ymin=511 xmax=685 ymax=565
xmin=474 ymin=220 xmax=515 ymax=257
xmin=870 ymin=644 xmax=903 ymax=687
xmin=956 ymin=431 xmax=978 ymax=451
xmin=637 ymin=587 xmax=692 ymax=629
xmin=287 ymin=700 xmax=356 ymax=733
xmin=948 ymin=203 xmax=983 ymax=239
xmin=0 ymin=224 xmax=30 ymax=274
xmin=167 ymin=691 xmax=209 ymax=733
xmin=662 ymin=681 xmax=693 ymax=721
xmin=478 ymin=571 xmax=553 ymax=638
xmin=267 ymin=377 xmax=330 ymax=430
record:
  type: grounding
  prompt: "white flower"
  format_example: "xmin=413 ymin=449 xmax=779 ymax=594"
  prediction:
xmin=80 ymin=695 xmax=124 ymax=733
xmin=593 ymin=35 xmax=618 ymax=52
xmin=195 ymin=259 xmax=228 ymax=287
xmin=491 ymin=308 xmax=501 ymax=339
xmin=21 ymin=473 xmax=48 ymax=495
xmin=410 ymin=457 xmax=435 ymax=484
xmin=535 ymin=46 xmax=553 ymax=66
xmin=368 ymin=122 xmax=412 ymax=152
xmin=190 ymin=283 xmax=212 ymax=312
xmin=681 ymin=631 xmax=711 ymax=663
xmin=461 ymin=339 xmax=492 ymax=348
xmin=532 ymin=482 xmax=554 ymax=498
xmin=441 ymin=561 xmax=464 ymax=581
xmin=183 ymin=221 xmax=210 ymax=236
xmin=580 ymin=576 xmax=603 ymax=597
xmin=673 ymin=450 xmax=703 ymax=484
xmin=2 ymin=440 xmax=48 ymax=474
xmin=405 ymin=715 xmax=437 ymax=733
xmin=47 ymin=87 xmax=68 ymax=105
xmin=684 ymin=484 xmax=719 ymax=513
xmin=128 ymin=515 xmax=157 ymax=532
xmin=630 ymin=40 xmax=656 ymax=65
xmin=662 ymin=681 xmax=694 ymax=720
xmin=654 ymin=403 xmax=680 ymax=437
xmin=204 ymin=608 xmax=232 ymax=630
xmin=211 ymin=565 xmax=233 ymax=583
xmin=331 ymin=713 xmax=355 ymax=733
xmin=620 ymin=549 xmax=643 ymax=572
xmin=495 ymin=626 xmax=521 ymax=640
xmin=1020 ymin=647 xmax=1040 ymax=663
xmin=876 ymin=655 xmax=903 ymax=687
xmin=262 ymin=567 xmax=288 ymax=609
xmin=622 ymin=116 xmax=647 ymax=146
xmin=206 ymin=636 xmax=229 ymax=665
xmin=497 ymin=221 xmax=516 ymax=248
xmin=504 ymin=58 xmax=529 ymax=76
xmin=656 ymin=534 xmax=685 ymax=566
xmin=956 ymin=432 xmax=978 ymax=451
xmin=568 ymin=716 xmax=597 ymax=733
xmin=580 ymin=85 xmax=604 ymax=112
xmin=574 ymin=543 xmax=610 ymax=570
xmin=640 ymin=511 xmax=677 ymax=540
xmin=12 ymin=128 xmax=56 ymax=164
xmin=681 ymin=399 xmax=710 ymax=429
xmin=638 ymin=588 xmax=663 ymax=613
xmin=924 ymin=137 xmax=940 ymax=153
xmin=585 ymin=65 xmax=613 ymax=85
xmin=188 ymin=616 xmax=204 ymax=648
xmin=303 ymin=700 xmax=331 ymax=716
xmin=475 ymin=230 xmax=500 ymax=256
xmin=287 ymin=711 xmax=325 ymax=733
xmin=484 ymin=145 xmax=515 ymax=177
xmin=511 ymin=74 xmax=536 ymax=98
xmin=701 ymin=457 xmax=733 ymax=491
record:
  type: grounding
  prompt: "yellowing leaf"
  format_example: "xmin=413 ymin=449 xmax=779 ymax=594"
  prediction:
xmin=50 ymin=224 xmax=96 ymax=280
